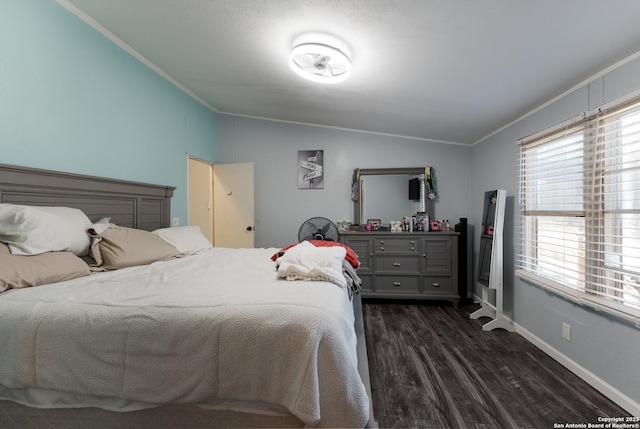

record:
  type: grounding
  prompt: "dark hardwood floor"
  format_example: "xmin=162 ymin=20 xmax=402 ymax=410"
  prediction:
xmin=362 ymin=300 xmax=630 ymax=429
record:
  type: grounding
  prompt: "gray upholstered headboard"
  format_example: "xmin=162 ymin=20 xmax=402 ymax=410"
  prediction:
xmin=0 ymin=163 xmax=175 ymax=231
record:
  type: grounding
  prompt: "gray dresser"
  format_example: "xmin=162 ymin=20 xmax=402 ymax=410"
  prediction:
xmin=340 ymin=231 xmax=460 ymax=305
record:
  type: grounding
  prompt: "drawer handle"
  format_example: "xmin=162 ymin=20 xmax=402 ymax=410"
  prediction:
xmin=394 ymin=262 xmax=401 ymax=267
xmin=380 ymin=240 xmax=384 ymax=245
xmin=394 ymin=282 xmax=401 ymax=287
xmin=410 ymin=241 xmax=415 ymax=245
xmin=410 ymin=247 xmax=415 ymax=251
xmin=433 ymin=282 xmax=440 ymax=288
xmin=379 ymin=247 xmax=384 ymax=251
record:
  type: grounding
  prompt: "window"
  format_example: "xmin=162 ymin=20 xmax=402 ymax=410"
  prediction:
xmin=518 ymin=98 xmax=640 ymax=322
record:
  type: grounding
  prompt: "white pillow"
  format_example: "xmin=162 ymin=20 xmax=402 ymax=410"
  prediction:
xmin=152 ymin=226 xmax=212 ymax=253
xmin=89 ymin=217 xmax=112 ymax=235
xmin=0 ymin=204 xmax=92 ymax=256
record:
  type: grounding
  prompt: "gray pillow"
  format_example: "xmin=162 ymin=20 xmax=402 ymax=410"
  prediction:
xmin=0 ymin=243 xmax=91 ymax=292
xmin=89 ymin=224 xmax=179 ymax=270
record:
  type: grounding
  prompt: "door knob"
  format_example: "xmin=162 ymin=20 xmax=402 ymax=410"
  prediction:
xmin=246 ymin=226 xmax=253 ymax=231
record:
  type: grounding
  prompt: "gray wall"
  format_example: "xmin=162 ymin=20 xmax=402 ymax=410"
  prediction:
xmin=470 ymin=57 xmax=640 ymax=410
xmin=218 ymin=116 xmax=471 ymax=248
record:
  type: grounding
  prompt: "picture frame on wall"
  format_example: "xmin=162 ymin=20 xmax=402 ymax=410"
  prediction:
xmin=298 ymin=150 xmax=324 ymax=189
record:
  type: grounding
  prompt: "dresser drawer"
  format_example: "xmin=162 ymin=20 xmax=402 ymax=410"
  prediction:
xmin=340 ymin=231 xmax=459 ymax=305
xmin=422 ymin=276 xmax=453 ymax=294
xmin=342 ymin=236 xmax=373 ymax=273
xmin=374 ymin=237 xmax=419 ymax=254
xmin=375 ymin=255 xmax=420 ymax=274
xmin=374 ymin=276 xmax=420 ymax=294
xmin=422 ymin=237 xmax=453 ymax=274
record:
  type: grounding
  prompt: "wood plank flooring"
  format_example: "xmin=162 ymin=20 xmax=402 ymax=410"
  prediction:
xmin=363 ymin=300 xmax=630 ymax=429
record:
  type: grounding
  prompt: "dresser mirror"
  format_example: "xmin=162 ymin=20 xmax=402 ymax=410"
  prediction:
xmin=353 ymin=167 xmax=434 ymax=225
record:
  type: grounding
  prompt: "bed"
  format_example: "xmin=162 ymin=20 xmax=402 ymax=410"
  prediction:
xmin=0 ymin=163 xmax=376 ymax=428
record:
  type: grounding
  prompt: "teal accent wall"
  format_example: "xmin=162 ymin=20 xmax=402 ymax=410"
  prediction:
xmin=0 ymin=0 xmax=218 ymax=224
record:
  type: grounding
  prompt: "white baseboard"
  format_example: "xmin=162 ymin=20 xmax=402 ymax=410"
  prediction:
xmin=470 ymin=294 xmax=639 ymax=416
xmin=514 ymin=323 xmax=640 ymax=417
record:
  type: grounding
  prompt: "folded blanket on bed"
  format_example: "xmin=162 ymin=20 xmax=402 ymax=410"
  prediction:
xmin=271 ymin=240 xmax=360 ymax=269
xmin=276 ymin=240 xmax=347 ymax=288
xmin=342 ymin=259 xmax=362 ymax=299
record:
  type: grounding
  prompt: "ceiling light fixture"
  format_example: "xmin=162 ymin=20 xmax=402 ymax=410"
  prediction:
xmin=288 ymin=42 xmax=351 ymax=84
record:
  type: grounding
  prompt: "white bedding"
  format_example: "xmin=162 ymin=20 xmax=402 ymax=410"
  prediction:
xmin=0 ymin=247 xmax=369 ymax=428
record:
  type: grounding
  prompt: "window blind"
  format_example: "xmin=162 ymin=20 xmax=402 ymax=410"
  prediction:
xmin=517 ymin=98 xmax=640 ymax=322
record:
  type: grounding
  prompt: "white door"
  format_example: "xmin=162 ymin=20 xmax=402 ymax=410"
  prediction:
xmin=187 ymin=157 xmax=214 ymax=243
xmin=213 ymin=162 xmax=255 ymax=248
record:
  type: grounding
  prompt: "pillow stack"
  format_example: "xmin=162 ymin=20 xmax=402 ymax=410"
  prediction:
xmin=0 ymin=203 xmax=214 ymax=291
xmin=0 ymin=204 xmax=93 ymax=291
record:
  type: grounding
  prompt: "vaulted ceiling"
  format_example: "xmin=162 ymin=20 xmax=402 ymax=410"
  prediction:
xmin=61 ymin=0 xmax=640 ymax=145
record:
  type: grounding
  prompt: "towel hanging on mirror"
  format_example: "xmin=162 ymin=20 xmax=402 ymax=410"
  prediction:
xmin=350 ymin=168 xmax=360 ymax=202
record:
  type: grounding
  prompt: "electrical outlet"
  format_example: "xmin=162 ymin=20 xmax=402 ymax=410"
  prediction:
xmin=562 ymin=323 xmax=571 ymax=341
xmin=172 ymin=217 xmax=180 ymax=227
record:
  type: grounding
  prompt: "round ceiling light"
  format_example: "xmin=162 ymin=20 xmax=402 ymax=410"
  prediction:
xmin=288 ymin=42 xmax=351 ymax=84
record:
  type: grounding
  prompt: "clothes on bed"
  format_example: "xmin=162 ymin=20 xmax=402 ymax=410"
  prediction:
xmin=275 ymin=240 xmax=348 ymax=287
xmin=342 ymin=259 xmax=363 ymax=299
xmin=274 ymin=241 xmax=363 ymax=299
xmin=271 ymin=239 xmax=360 ymax=269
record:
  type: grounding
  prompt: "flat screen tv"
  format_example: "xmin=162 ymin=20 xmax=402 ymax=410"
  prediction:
xmin=408 ymin=177 xmax=420 ymax=200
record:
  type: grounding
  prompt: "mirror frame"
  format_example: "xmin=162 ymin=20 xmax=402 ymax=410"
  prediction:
xmin=353 ymin=167 xmax=433 ymax=225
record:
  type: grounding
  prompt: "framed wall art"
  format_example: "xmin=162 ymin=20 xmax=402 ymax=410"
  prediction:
xmin=298 ymin=150 xmax=324 ymax=189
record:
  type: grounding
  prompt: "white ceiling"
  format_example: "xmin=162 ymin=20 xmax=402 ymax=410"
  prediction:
xmin=61 ymin=0 xmax=640 ymax=145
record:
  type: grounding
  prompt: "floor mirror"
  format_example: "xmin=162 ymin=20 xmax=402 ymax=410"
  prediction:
xmin=470 ymin=189 xmax=514 ymax=331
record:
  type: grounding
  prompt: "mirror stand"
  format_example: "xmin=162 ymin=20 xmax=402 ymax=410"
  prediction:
xmin=470 ymin=189 xmax=514 ymax=331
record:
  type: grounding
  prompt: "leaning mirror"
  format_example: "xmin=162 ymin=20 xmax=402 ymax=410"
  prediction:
xmin=471 ymin=189 xmax=513 ymax=331
xmin=477 ymin=190 xmax=504 ymax=288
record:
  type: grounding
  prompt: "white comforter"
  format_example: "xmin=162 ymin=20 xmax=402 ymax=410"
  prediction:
xmin=0 ymin=247 xmax=369 ymax=428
